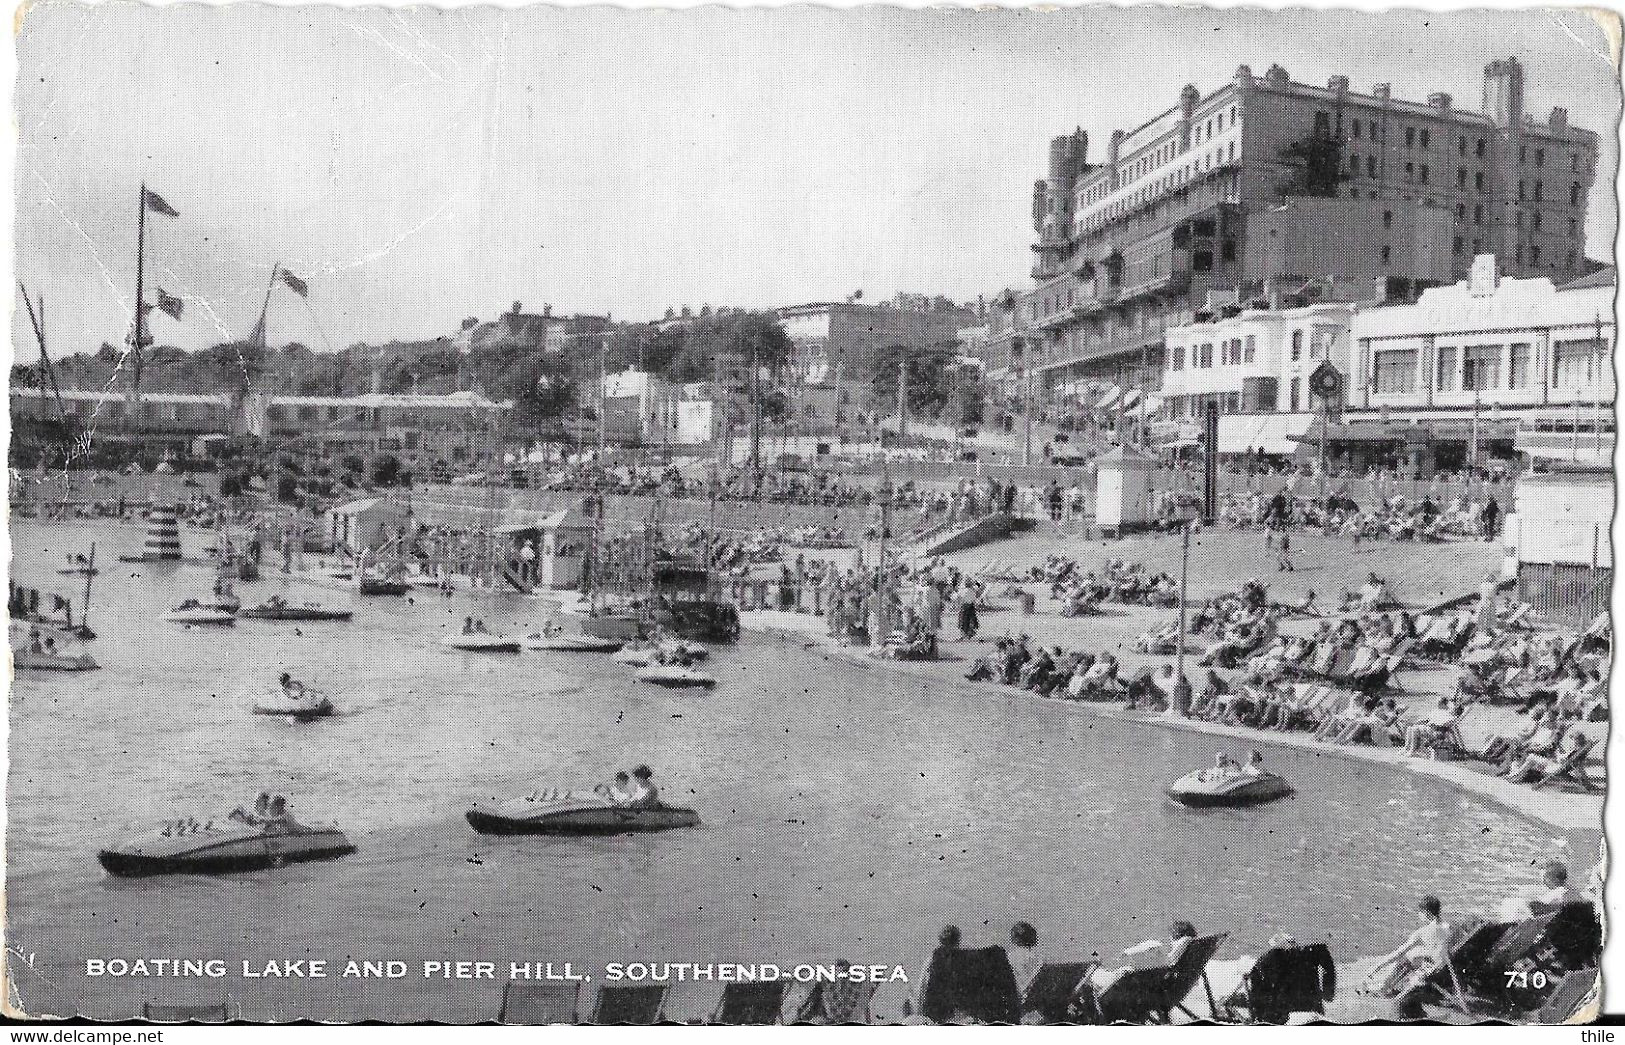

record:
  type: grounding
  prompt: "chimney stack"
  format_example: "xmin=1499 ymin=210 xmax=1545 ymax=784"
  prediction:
xmin=1373 ymin=83 xmax=1391 ymax=100
xmin=1428 ymin=92 xmax=1452 ymax=111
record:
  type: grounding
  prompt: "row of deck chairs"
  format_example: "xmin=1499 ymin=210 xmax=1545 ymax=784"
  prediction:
xmin=141 ymin=935 xmax=1233 ymax=1026
xmin=1271 ymin=637 xmax=1410 ymax=696
xmin=1394 ymin=901 xmax=1601 ymax=1022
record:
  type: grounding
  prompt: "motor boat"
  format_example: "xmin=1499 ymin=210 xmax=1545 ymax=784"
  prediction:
xmin=252 ymin=685 xmax=335 ymax=721
xmin=1166 ymin=768 xmax=1293 ymax=808
xmin=98 ymin=820 xmax=355 ymax=877
xmin=635 ymin=665 xmax=717 ymax=689
xmin=57 ymin=566 xmax=99 ymax=577
xmin=162 ymin=601 xmax=237 ymax=626
xmin=440 ymin=633 xmax=521 ymax=653
xmin=13 ymin=648 xmax=100 ymax=671
xmin=466 ymin=789 xmax=699 ymax=835
xmin=357 ymin=575 xmax=410 ymax=596
xmin=240 ymin=599 xmax=353 ymax=622
xmin=523 ymin=630 xmax=622 ymax=653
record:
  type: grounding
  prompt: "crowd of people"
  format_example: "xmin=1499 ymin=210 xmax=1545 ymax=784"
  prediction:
xmin=1217 ymin=489 xmax=1505 ymax=544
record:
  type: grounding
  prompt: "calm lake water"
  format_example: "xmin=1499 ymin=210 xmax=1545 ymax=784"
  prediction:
xmin=7 ymin=519 xmax=1599 ymax=1021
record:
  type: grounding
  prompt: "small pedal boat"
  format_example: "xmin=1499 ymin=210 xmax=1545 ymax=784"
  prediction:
xmin=440 ymin=633 xmax=521 ymax=653
xmin=98 ymin=821 xmax=355 ymax=876
xmin=466 ymin=789 xmax=699 ymax=835
xmin=635 ymin=665 xmax=717 ymax=689
xmin=1166 ymin=769 xmax=1293 ymax=808
xmin=523 ymin=632 xmax=622 ymax=653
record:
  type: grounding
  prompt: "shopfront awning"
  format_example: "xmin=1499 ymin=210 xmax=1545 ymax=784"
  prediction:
xmin=1219 ymin=414 xmax=1314 ymax=455
xmin=1095 ymin=387 xmax=1122 ymax=410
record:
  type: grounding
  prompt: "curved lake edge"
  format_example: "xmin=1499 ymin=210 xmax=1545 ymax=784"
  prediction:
xmin=746 ymin=611 xmax=1604 ymax=838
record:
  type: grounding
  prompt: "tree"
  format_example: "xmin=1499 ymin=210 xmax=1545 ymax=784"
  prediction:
xmin=371 ymin=453 xmax=402 ymax=486
xmin=1276 ymin=129 xmax=1350 ymax=199
xmin=869 ymin=340 xmax=961 ymax=419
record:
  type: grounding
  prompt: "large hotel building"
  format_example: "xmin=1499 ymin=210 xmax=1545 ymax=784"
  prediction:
xmin=1001 ymin=58 xmax=1600 ymax=393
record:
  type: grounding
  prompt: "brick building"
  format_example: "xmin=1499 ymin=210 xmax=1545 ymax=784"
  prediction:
xmin=1013 ymin=57 xmax=1600 ymax=395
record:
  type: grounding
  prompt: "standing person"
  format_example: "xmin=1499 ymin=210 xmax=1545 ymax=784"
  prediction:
xmin=1276 ymin=526 xmax=1294 ymax=572
xmin=1481 ymin=496 xmax=1500 ymax=542
xmin=1363 ymin=896 xmax=1453 ymax=996
xmin=956 ymin=587 xmax=980 ymax=641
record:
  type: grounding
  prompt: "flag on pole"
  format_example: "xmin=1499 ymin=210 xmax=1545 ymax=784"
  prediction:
xmin=154 ymin=288 xmax=185 ymax=320
xmin=142 ymin=188 xmax=180 ymax=218
xmin=279 ymin=269 xmax=309 ymax=298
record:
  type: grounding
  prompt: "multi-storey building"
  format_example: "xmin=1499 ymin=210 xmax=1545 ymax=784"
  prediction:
xmin=776 ymin=294 xmax=978 ymax=388
xmin=1019 ymin=58 xmax=1600 ymax=394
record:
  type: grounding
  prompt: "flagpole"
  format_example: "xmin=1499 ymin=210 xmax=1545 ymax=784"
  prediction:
xmin=130 ymin=183 xmax=147 ymax=431
xmin=252 ymin=263 xmax=280 ymax=349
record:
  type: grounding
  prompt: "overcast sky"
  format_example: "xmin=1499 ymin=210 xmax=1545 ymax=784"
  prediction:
xmin=13 ymin=4 xmax=1620 ymax=361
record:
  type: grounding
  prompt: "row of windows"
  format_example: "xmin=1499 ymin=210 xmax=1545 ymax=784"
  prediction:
xmin=1075 ymin=146 xmax=1237 ymax=233
xmin=1168 ymin=334 xmax=1259 ymax=371
xmin=1370 ymin=339 xmax=1605 ymax=395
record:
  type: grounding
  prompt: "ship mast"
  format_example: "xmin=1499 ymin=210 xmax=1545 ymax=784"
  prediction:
xmin=128 ymin=183 xmax=149 ymax=432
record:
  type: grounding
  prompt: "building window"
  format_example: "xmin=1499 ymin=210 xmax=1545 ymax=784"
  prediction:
xmin=1530 ymin=245 xmax=1541 ymax=265
xmin=1436 ymin=346 xmax=1459 ymax=392
xmin=1456 ymin=203 xmax=1467 ymax=222
xmin=1419 ymin=129 xmax=1430 ymax=148
xmin=1476 ymin=139 xmax=1486 ymax=157
xmin=1314 ymin=111 xmax=1331 ymax=135
xmin=1289 ymin=376 xmax=1302 ymax=411
xmin=1571 ymin=153 xmax=1580 ymax=172
xmin=1534 ymin=181 xmax=1543 ymax=202
xmin=1519 ymin=145 xmax=1527 ymax=163
xmin=1515 ymin=246 xmax=1524 ymax=265
xmin=1243 ymin=335 xmax=1256 ymax=363
xmin=1381 ymin=245 xmax=1391 ymax=265
xmin=1569 ymin=218 xmax=1579 ymax=236
xmin=1457 ymin=168 xmax=1468 ymax=188
xmin=1568 ymin=249 xmax=1578 ymax=269
xmin=1571 ymin=182 xmax=1582 ymax=206
xmin=1509 ymin=343 xmax=1533 ymax=388
xmin=1404 ymin=162 xmax=1414 ymax=181
xmin=1419 ymin=165 xmax=1429 ymax=183
xmin=1553 ymin=339 xmax=1602 ymax=389
xmin=1290 ymin=330 xmax=1303 ymax=361
xmin=1476 ymin=172 xmax=1486 ymax=193
xmin=1536 ymin=148 xmax=1545 ymax=166
xmin=1463 ymin=345 xmax=1502 ymax=391
xmin=1474 ymin=205 xmax=1483 ymax=225
xmin=1453 ymin=236 xmax=1464 ymax=255
xmin=1373 ymin=349 xmax=1419 ymax=393
xmin=1458 ymin=136 xmax=1467 ymax=156
xmin=1349 ymin=152 xmax=1361 ymax=174
xmin=1383 ymin=210 xmax=1393 ymax=229
xmin=1171 ymin=345 xmax=1185 ymax=371
xmin=1221 ymin=239 xmax=1236 ymax=261
xmin=1351 ymin=119 xmax=1362 ymax=139
xmin=1367 ymin=156 xmax=1378 ymax=178
xmin=1531 ymin=211 xmax=1542 ymax=231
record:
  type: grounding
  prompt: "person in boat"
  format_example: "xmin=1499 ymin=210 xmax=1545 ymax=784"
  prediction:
xmin=260 ymin=795 xmax=305 ymax=834
xmin=1205 ymin=752 xmax=1241 ymax=780
xmin=1241 ymin=750 xmax=1266 ymax=776
xmin=624 ymin=766 xmax=661 ymax=809
xmin=474 ymin=619 xmax=489 ymax=634
xmin=463 ymin=616 xmax=476 ymax=635
xmin=230 ymin=792 xmax=273 ymax=826
xmin=26 ymin=628 xmax=43 ymax=654
xmin=277 ymin=672 xmax=309 ymax=701
xmin=602 ymin=771 xmax=633 ymax=804
xmin=1363 ymin=896 xmax=1452 ymax=996
xmin=42 ymin=636 xmax=57 ymax=656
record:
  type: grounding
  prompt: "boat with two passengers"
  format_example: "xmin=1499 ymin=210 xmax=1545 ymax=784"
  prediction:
xmin=522 ymin=621 xmax=622 ymax=653
xmin=98 ymin=819 xmax=355 ymax=876
xmin=162 ymin=599 xmax=237 ymax=626
xmin=240 ymin=597 xmax=353 ymax=622
xmin=466 ymin=788 xmax=699 ymax=835
xmin=252 ymin=683 xmax=336 ymax=721
xmin=1166 ymin=767 xmax=1293 ymax=808
xmin=634 ymin=664 xmax=717 ymax=689
xmin=11 ymin=622 xmax=100 ymax=671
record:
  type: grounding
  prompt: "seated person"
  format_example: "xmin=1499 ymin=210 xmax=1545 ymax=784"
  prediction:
xmin=1502 ymin=730 xmax=1588 ymax=784
xmin=230 ymin=792 xmax=273 ymax=826
xmin=599 ymin=771 xmax=633 ymax=804
xmin=1403 ymin=697 xmax=1462 ymax=756
xmin=625 ymin=765 xmax=662 ymax=809
xmin=1089 ymin=921 xmax=1198 ymax=993
xmin=1500 ymin=860 xmax=1582 ymax=921
xmin=1241 ymin=749 xmax=1267 ymax=775
xmin=1362 ymin=896 xmax=1452 ymax=997
xmin=259 ymin=795 xmax=304 ymax=834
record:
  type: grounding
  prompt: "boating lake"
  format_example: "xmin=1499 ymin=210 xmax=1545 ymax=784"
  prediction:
xmin=7 ymin=518 xmax=1601 ymax=1021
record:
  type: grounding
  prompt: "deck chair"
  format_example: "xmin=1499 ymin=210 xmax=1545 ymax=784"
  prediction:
xmin=1533 ymin=738 xmax=1601 ymax=791
xmin=1021 ymin=962 xmax=1094 ymax=1024
xmin=1533 ymin=970 xmax=1599 ymax=1024
xmin=792 ymin=977 xmax=878 ymax=1024
xmin=587 ymin=983 xmax=668 ymax=1025
xmin=142 ymin=1000 xmax=237 ymax=1023
xmin=1092 ymin=933 xmax=1227 ymax=1025
xmin=710 ymin=980 xmax=788 ymax=1024
xmin=498 ymin=981 xmax=581 ymax=1024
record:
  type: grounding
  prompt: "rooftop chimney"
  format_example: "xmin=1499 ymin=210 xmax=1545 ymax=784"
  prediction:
xmin=1264 ymin=63 xmax=1289 ymax=88
xmin=1328 ymin=75 xmax=1349 ymax=94
xmin=1550 ymin=106 xmax=1569 ymax=131
xmin=1373 ymin=83 xmax=1391 ymax=100
xmin=1428 ymin=92 xmax=1452 ymax=111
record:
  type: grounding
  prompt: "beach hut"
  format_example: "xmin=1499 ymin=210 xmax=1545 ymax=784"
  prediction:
xmin=326 ymin=497 xmax=402 ymax=555
xmin=538 ymin=507 xmax=595 ymax=590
